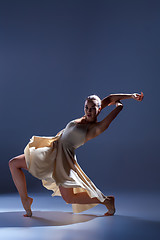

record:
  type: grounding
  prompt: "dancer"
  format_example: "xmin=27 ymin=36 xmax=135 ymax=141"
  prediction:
xmin=9 ymin=92 xmax=144 ymax=217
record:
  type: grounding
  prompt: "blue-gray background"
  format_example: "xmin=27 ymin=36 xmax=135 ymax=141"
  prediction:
xmin=0 ymin=0 xmax=159 ymax=194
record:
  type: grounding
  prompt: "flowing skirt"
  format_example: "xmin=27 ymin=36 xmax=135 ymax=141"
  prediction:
xmin=24 ymin=131 xmax=107 ymax=213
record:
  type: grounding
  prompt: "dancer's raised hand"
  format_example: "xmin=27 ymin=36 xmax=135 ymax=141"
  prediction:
xmin=132 ymin=92 xmax=144 ymax=101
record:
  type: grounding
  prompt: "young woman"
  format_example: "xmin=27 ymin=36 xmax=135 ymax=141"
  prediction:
xmin=9 ymin=92 xmax=144 ymax=217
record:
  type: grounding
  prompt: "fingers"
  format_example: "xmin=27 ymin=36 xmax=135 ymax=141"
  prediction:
xmin=137 ymin=92 xmax=144 ymax=101
xmin=134 ymin=92 xmax=144 ymax=101
xmin=141 ymin=92 xmax=144 ymax=100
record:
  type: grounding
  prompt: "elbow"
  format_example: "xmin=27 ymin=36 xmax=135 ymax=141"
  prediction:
xmin=116 ymin=104 xmax=123 ymax=113
xmin=116 ymin=101 xmax=123 ymax=109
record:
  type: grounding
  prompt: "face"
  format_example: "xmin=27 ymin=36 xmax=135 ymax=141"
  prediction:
xmin=84 ymin=99 xmax=101 ymax=122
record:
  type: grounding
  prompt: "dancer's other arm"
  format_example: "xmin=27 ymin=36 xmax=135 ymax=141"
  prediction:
xmin=101 ymin=92 xmax=144 ymax=109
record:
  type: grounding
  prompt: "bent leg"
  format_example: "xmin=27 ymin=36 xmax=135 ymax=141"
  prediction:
xmin=59 ymin=186 xmax=115 ymax=215
xmin=59 ymin=186 xmax=101 ymax=204
xmin=9 ymin=154 xmax=33 ymax=217
xmin=9 ymin=154 xmax=28 ymax=199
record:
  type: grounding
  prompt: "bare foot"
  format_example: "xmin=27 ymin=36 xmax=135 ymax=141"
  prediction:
xmin=21 ymin=197 xmax=33 ymax=217
xmin=103 ymin=196 xmax=115 ymax=216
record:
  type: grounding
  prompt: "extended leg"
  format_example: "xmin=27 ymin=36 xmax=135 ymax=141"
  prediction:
xmin=59 ymin=186 xmax=115 ymax=215
xmin=59 ymin=186 xmax=101 ymax=204
xmin=9 ymin=154 xmax=33 ymax=217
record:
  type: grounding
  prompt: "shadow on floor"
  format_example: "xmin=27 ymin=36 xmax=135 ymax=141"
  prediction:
xmin=1 ymin=211 xmax=160 ymax=239
xmin=0 ymin=211 xmax=101 ymax=227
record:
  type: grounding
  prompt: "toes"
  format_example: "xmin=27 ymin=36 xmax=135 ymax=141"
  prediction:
xmin=23 ymin=213 xmax=32 ymax=217
xmin=24 ymin=210 xmax=32 ymax=217
xmin=23 ymin=214 xmax=30 ymax=217
xmin=104 ymin=211 xmax=114 ymax=216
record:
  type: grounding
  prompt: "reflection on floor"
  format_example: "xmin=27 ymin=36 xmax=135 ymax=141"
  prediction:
xmin=0 ymin=191 xmax=160 ymax=240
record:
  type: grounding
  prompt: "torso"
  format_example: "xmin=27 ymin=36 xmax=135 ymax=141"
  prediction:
xmin=60 ymin=119 xmax=90 ymax=149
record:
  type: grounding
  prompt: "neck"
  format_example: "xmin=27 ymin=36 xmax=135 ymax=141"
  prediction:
xmin=81 ymin=115 xmax=97 ymax=124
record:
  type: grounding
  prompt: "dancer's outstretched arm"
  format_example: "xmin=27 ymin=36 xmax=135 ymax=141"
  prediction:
xmin=85 ymin=101 xmax=123 ymax=142
xmin=101 ymin=92 xmax=144 ymax=109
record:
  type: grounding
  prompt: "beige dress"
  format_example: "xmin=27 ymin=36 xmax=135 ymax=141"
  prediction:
xmin=24 ymin=120 xmax=107 ymax=213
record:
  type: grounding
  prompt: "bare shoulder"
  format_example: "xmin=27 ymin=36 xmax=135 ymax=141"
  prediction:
xmin=85 ymin=121 xmax=100 ymax=142
xmin=74 ymin=118 xmax=83 ymax=124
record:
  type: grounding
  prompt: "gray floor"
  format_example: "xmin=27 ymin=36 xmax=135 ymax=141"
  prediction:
xmin=0 ymin=191 xmax=160 ymax=240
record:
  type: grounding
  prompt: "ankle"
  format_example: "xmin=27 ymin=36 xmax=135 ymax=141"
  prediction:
xmin=21 ymin=196 xmax=29 ymax=201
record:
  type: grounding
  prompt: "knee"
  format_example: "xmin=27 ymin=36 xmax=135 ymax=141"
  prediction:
xmin=8 ymin=157 xmax=16 ymax=169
